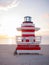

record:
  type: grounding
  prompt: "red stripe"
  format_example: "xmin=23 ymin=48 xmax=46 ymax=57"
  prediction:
xmin=23 ymin=22 xmax=33 ymax=23
xmin=16 ymin=48 xmax=40 ymax=50
xmin=16 ymin=45 xmax=40 ymax=50
xmin=26 ymin=39 xmax=29 ymax=42
xmin=22 ymin=26 xmax=34 ymax=27
xmin=17 ymin=45 xmax=39 ymax=47
xmin=22 ymin=34 xmax=35 ymax=37
xmin=22 ymin=29 xmax=35 ymax=32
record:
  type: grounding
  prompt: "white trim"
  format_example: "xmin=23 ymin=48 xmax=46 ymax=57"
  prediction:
xmin=17 ymin=42 xmax=40 ymax=45
xmin=17 ymin=27 xmax=35 ymax=31
xmin=17 ymin=37 xmax=35 ymax=39
xmin=22 ymin=37 xmax=35 ymax=39
xmin=21 ymin=23 xmax=35 ymax=26
xmin=21 ymin=27 xmax=35 ymax=29
xmin=16 ymin=50 xmax=40 ymax=53
xmin=17 ymin=42 xmax=34 ymax=44
xmin=16 ymin=37 xmax=35 ymax=40
xmin=17 ymin=27 xmax=40 ymax=31
xmin=22 ymin=32 xmax=34 ymax=34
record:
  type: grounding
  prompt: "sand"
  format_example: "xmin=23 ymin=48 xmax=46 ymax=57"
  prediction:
xmin=0 ymin=44 xmax=49 ymax=65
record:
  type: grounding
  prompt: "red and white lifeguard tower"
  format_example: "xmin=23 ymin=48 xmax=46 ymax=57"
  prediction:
xmin=14 ymin=16 xmax=41 ymax=54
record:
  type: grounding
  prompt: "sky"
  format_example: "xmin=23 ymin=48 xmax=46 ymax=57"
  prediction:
xmin=0 ymin=0 xmax=49 ymax=36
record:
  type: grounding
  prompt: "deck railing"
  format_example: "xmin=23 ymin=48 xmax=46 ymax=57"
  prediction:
xmin=16 ymin=36 xmax=41 ymax=44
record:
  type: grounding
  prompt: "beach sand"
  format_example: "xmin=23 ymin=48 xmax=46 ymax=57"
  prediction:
xmin=0 ymin=44 xmax=49 ymax=65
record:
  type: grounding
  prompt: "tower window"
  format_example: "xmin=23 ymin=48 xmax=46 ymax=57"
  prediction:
xmin=24 ymin=16 xmax=31 ymax=22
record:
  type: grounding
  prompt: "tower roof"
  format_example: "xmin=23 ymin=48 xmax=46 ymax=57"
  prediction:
xmin=24 ymin=16 xmax=32 ymax=22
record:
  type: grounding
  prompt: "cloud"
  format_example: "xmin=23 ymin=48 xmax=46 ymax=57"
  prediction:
xmin=37 ymin=13 xmax=49 ymax=31
xmin=42 ymin=13 xmax=49 ymax=19
xmin=0 ymin=0 xmax=22 ymax=10
xmin=35 ymin=30 xmax=49 ymax=36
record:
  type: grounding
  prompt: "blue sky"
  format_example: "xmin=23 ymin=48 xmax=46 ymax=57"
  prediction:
xmin=0 ymin=0 xmax=49 ymax=36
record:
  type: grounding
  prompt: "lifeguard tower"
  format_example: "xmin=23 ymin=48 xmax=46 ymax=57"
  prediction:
xmin=14 ymin=16 xmax=41 ymax=55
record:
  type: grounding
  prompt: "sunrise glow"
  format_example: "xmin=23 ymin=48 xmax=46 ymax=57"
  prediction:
xmin=0 ymin=0 xmax=49 ymax=44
